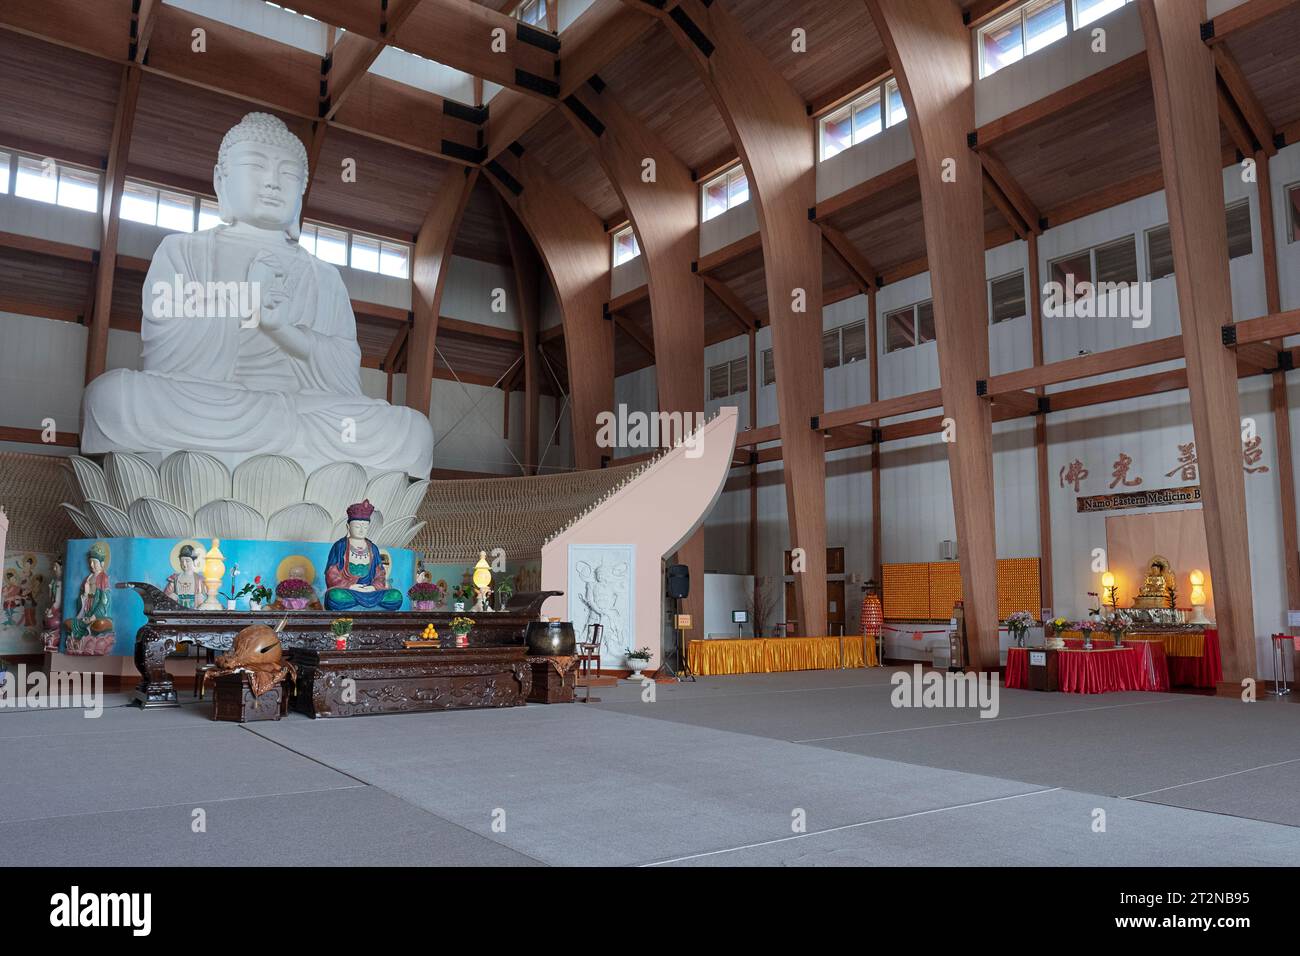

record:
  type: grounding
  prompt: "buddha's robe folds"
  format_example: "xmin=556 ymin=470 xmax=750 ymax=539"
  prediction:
xmin=81 ymin=227 xmax=433 ymax=477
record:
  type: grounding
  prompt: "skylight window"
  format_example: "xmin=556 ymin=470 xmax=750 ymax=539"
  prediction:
xmin=612 ymin=225 xmax=640 ymax=266
xmin=701 ymin=165 xmax=749 ymax=223
xmin=818 ymin=78 xmax=906 ymax=162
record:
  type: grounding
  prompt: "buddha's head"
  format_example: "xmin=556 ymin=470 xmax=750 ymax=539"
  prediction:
xmin=344 ymin=499 xmax=376 ymax=540
xmin=214 ymin=112 xmax=309 ymax=238
xmin=178 ymin=544 xmax=198 ymax=574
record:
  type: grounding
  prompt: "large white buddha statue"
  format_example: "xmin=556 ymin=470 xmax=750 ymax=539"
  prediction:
xmin=81 ymin=112 xmax=434 ymax=478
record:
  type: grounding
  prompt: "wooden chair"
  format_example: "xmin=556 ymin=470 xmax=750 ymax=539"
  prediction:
xmin=577 ymin=623 xmax=603 ymax=677
xmin=192 ymin=645 xmax=217 ymax=700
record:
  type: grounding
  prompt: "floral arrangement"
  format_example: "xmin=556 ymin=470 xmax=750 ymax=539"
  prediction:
xmin=330 ymin=617 xmax=354 ymax=637
xmin=248 ymin=576 xmax=273 ymax=605
xmin=1103 ymin=609 xmax=1130 ymax=646
xmin=1050 ymin=617 xmax=1070 ymax=636
xmin=1075 ymin=619 xmax=1098 ymax=634
xmin=1006 ymin=610 xmax=1034 ymax=644
xmin=626 ymin=646 xmax=652 ymax=661
xmin=276 ymin=577 xmax=314 ymax=599
xmin=451 ymin=583 xmax=475 ymax=606
xmin=408 ymin=578 xmax=447 ymax=604
xmin=448 ymin=616 xmax=475 ymax=635
xmin=494 ymin=575 xmax=515 ymax=609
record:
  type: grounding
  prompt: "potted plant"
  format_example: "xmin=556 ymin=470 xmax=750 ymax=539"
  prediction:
xmin=1075 ymin=618 xmax=1098 ymax=650
xmin=449 ymin=616 xmax=474 ymax=646
xmin=1006 ymin=610 xmax=1034 ymax=648
xmin=276 ymin=576 xmax=314 ymax=610
xmin=1104 ymin=609 xmax=1130 ymax=648
xmin=248 ymin=576 xmax=272 ymax=610
xmin=451 ymin=583 xmax=474 ymax=612
xmin=626 ymin=646 xmax=652 ymax=679
xmin=330 ymin=617 xmax=353 ymax=650
xmin=1047 ymin=616 xmax=1070 ymax=649
xmin=408 ymin=578 xmax=447 ymax=612
xmin=494 ymin=575 xmax=515 ymax=611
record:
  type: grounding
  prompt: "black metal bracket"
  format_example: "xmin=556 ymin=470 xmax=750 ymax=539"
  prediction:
xmin=1200 ymin=19 xmax=1215 ymax=42
xmin=441 ymin=140 xmax=486 ymax=163
xmin=444 ymin=100 xmax=489 ymax=125
xmin=564 ymin=95 xmax=605 ymax=137
xmin=1037 ymin=395 xmax=1051 ymax=415
xmin=1221 ymin=324 xmax=1237 ymax=347
xmin=517 ymin=21 xmax=560 ymax=54
xmin=669 ymin=5 xmax=715 ymax=58
xmin=810 ymin=415 xmax=820 ymax=430
xmin=515 ymin=69 xmax=559 ymax=98
xmin=975 ymin=379 xmax=988 ymax=397
xmin=967 ymin=130 xmax=978 ymax=149
xmin=486 ymin=160 xmax=523 ymax=196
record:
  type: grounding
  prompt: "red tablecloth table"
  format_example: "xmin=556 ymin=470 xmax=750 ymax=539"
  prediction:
xmin=1062 ymin=638 xmax=1169 ymax=692
xmin=1058 ymin=646 xmax=1144 ymax=694
xmin=1005 ymin=647 xmax=1028 ymax=688
xmin=1166 ymin=627 xmax=1222 ymax=688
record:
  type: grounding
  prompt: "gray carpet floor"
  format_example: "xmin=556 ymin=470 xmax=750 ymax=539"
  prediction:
xmin=2 ymin=669 xmax=1298 ymax=866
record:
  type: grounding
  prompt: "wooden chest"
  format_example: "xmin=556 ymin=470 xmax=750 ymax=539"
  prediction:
xmin=210 ymin=672 xmax=290 ymax=722
xmin=288 ymin=645 xmax=531 ymax=718
xmin=527 ymin=657 xmax=575 ymax=704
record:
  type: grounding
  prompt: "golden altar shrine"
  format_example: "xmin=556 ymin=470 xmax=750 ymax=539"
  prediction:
xmin=687 ymin=636 xmax=878 ymax=676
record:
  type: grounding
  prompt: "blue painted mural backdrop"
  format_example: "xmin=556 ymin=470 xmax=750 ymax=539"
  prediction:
xmin=60 ymin=537 xmax=418 ymax=656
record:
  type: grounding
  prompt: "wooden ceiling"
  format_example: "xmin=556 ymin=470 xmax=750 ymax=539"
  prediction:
xmin=1222 ymin=3 xmax=1300 ymax=133
xmin=3 ymin=0 xmax=1300 ymax=406
xmin=0 ymin=32 xmax=121 ymax=164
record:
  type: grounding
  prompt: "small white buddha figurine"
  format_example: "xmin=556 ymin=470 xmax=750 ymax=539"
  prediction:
xmin=80 ymin=112 xmax=434 ymax=477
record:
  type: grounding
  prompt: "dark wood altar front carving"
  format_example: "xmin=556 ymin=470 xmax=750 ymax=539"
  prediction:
xmin=289 ymin=646 xmax=531 ymax=718
xmin=120 ymin=582 xmax=561 ymax=709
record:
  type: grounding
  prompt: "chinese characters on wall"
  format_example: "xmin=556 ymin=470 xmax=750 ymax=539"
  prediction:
xmin=1060 ymin=438 xmax=1269 ymax=498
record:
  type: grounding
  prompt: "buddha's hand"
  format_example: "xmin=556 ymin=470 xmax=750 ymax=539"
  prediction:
xmin=247 ymin=251 xmax=291 ymax=330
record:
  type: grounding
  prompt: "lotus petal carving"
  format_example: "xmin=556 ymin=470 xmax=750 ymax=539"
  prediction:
xmin=194 ymin=499 xmax=266 ymax=540
xmin=105 ymin=452 xmax=161 ymax=511
xmin=61 ymin=502 xmax=99 ymax=538
xmin=128 ymin=497 xmax=194 ymax=538
xmin=161 ymin=451 xmax=231 ymax=514
xmin=85 ymin=498 xmax=133 ymax=538
xmin=63 ymin=455 xmax=430 ymax=546
xmin=233 ymin=455 xmax=306 ymax=518
xmin=267 ymin=502 xmax=333 ymax=541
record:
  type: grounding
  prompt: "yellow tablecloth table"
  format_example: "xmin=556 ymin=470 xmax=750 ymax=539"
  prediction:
xmin=1062 ymin=630 xmax=1204 ymax=658
xmin=687 ymin=636 xmax=877 ymax=676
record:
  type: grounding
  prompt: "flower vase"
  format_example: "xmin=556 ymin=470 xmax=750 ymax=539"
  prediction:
xmin=454 ymin=602 xmax=466 ymax=612
xmin=627 ymin=657 xmax=649 ymax=679
xmin=413 ymin=600 xmax=436 ymax=611
xmin=1083 ymin=635 xmax=1093 ymax=650
xmin=284 ymin=597 xmax=308 ymax=610
xmin=1112 ymin=632 xmax=1125 ymax=648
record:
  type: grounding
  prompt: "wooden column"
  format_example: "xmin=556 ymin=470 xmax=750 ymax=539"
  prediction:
xmin=85 ymin=65 xmax=141 ymax=385
xmin=868 ymin=286 xmax=882 ymax=582
xmin=561 ymin=84 xmax=708 ymax=639
xmin=654 ymin=0 xmax=828 ymax=635
xmin=1139 ymin=0 xmax=1256 ymax=681
xmin=866 ymin=0 xmax=1000 ymax=670
xmin=408 ymin=167 xmax=478 ymax=419
xmin=1255 ymin=150 xmax=1300 ymax=617
xmin=1028 ymin=232 xmax=1053 ymax=610
xmin=497 ymin=194 xmax=542 ymax=475
xmin=485 ymin=154 xmax=614 ymax=469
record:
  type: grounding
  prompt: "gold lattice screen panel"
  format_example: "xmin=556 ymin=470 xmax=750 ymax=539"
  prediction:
xmin=881 ymin=563 xmax=930 ymax=619
xmin=882 ymin=559 xmax=1041 ymax=619
xmin=997 ymin=558 xmax=1041 ymax=619
xmin=929 ymin=562 xmax=963 ymax=618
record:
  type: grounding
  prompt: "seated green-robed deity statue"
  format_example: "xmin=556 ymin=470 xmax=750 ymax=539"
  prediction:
xmin=323 ymin=499 xmax=403 ymax=612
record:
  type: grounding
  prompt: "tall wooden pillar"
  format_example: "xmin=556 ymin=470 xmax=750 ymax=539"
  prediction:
xmin=497 ymin=194 xmax=542 ymax=474
xmin=1139 ymin=0 xmax=1256 ymax=681
xmin=85 ymin=65 xmax=141 ymax=385
xmin=486 ymin=154 xmax=614 ymax=470
xmin=655 ymin=0 xmax=828 ymax=635
xmin=1254 ymin=150 xmax=1300 ymax=619
xmin=560 ymin=85 xmax=708 ymax=644
xmin=866 ymin=0 xmax=1000 ymax=670
xmin=1028 ymin=233 xmax=1053 ymax=610
xmin=409 ymin=168 xmax=478 ymax=419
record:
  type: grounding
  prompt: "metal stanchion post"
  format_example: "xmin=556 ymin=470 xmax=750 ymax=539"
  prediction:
xmin=1270 ymin=634 xmax=1291 ymax=697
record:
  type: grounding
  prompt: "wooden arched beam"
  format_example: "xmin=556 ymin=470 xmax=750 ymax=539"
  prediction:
xmin=408 ymin=166 xmax=479 ymax=418
xmin=496 ymin=192 xmax=542 ymax=475
xmin=484 ymin=152 xmax=614 ymax=469
xmin=864 ymin=0 xmax=1000 ymax=670
xmin=1139 ymin=0 xmax=1255 ymax=682
xmin=641 ymin=0 xmax=828 ymax=635
xmin=559 ymin=81 xmax=708 ymax=639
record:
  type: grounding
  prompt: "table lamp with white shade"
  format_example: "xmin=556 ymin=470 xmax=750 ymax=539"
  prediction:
xmin=1188 ymin=569 xmax=1210 ymax=625
xmin=1101 ymin=571 xmax=1119 ymax=608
